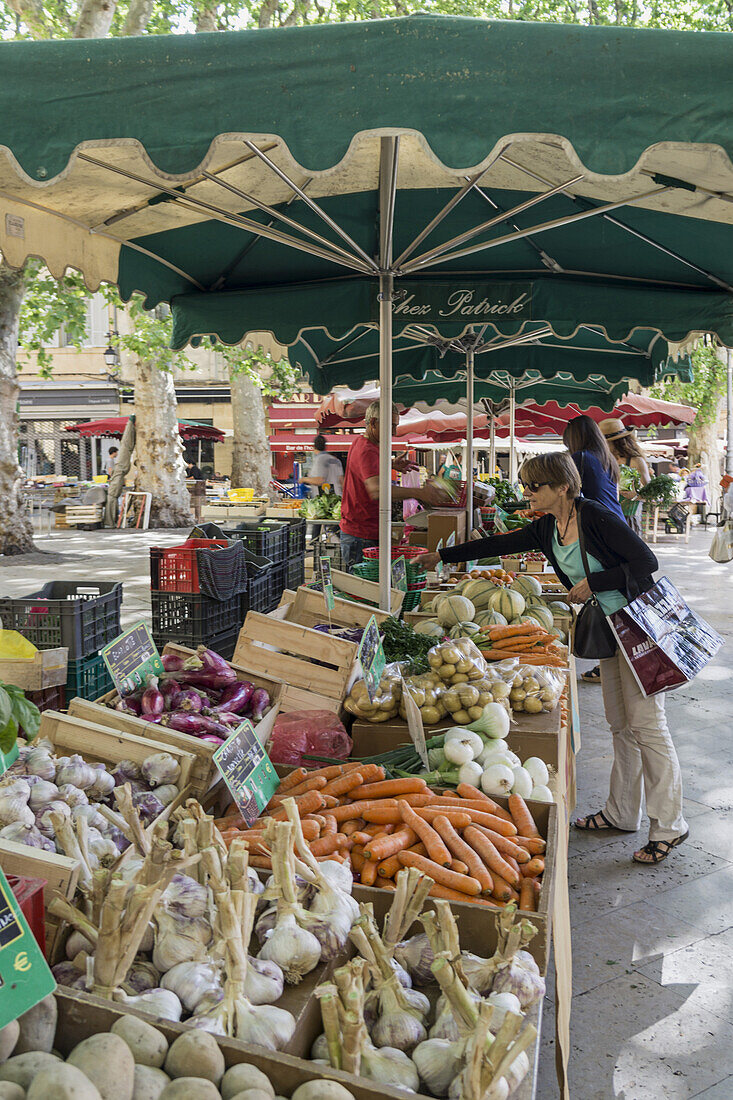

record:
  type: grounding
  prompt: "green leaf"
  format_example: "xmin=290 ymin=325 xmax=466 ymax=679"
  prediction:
xmin=0 ymin=688 xmax=11 ymax=731
xmin=0 ymin=715 xmax=19 ymax=755
xmin=11 ymin=696 xmax=41 ymax=742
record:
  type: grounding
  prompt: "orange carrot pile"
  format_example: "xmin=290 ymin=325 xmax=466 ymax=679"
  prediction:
xmin=479 ymin=621 xmax=568 ymax=667
xmin=215 ymin=765 xmax=546 ymax=912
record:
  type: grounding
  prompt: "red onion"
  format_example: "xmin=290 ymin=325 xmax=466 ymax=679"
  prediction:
xmin=141 ymin=676 xmax=164 ymax=717
xmin=249 ymin=688 xmax=270 ymax=720
xmin=116 ymin=697 xmax=142 ymax=716
xmin=162 ymin=653 xmax=185 ymax=672
xmin=199 ymin=735 xmax=225 ymax=746
xmin=177 ymin=689 xmax=204 ymax=714
xmin=210 ymin=681 xmax=254 ymax=715
xmin=195 ymin=646 xmax=237 ymax=682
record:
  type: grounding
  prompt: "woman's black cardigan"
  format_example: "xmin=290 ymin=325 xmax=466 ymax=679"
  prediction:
xmin=439 ymin=498 xmax=658 ymax=598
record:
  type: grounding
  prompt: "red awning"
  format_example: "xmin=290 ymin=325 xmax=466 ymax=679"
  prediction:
xmin=64 ymin=417 xmax=225 ymax=442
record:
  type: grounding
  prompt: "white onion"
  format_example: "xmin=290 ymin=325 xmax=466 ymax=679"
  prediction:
xmin=511 ymin=766 xmax=533 ymax=799
xmin=530 ymin=784 xmax=553 ymax=803
xmin=524 ymin=757 xmax=549 ymax=787
xmin=481 ymin=764 xmax=514 ymax=796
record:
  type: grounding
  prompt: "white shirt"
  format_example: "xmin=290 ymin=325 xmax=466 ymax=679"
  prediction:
xmin=310 ymin=451 xmax=343 ymax=495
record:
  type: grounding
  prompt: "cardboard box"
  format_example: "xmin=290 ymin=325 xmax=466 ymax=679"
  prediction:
xmin=427 ymin=510 xmax=467 ymax=551
xmin=0 ymin=647 xmax=68 ymax=690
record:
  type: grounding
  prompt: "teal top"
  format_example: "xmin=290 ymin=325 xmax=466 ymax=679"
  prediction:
xmin=551 ymin=530 xmax=628 ymax=615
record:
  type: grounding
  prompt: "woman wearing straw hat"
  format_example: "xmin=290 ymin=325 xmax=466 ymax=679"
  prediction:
xmin=599 ymin=418 xmax=651 ymax=536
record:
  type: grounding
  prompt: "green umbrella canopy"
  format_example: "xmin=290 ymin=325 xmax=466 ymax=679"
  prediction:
xmin=288 ymin=321 xmax=692 ymax=395
xmin=1 ymin=16 xmax=733 ymax=351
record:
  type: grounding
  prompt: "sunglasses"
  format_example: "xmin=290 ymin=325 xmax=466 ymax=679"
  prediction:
xmin=521 ymin=481 xmax=550 ymax=493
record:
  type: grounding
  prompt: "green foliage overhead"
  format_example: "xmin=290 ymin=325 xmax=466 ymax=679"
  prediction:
xmin=651 ymin=342 xmax=726 ymax=426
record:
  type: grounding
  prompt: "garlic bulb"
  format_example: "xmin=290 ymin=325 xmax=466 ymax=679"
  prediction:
xmin=28 ymin=779 xmax=59 ymax=812
xmin=491 ymin=950 xmax=545 ymax=1008
xmin=412 ymin=1038 xmax=465 ymax=1098
xmin=311 ymin=1034 xmax=329 ymax=1060
xmin=153 ymin=912 xmax=212 ymax=972
xmin=36 ymin=800 xmax=71 ymax=838
xmin=162 ymin=874 xmax=208 ymax=919
xmin=247 ymin=866 xmax=265 ymax=897
xmin=139 ymin=922 xmax=155 ymax=954
xmin=316 ymin=859 xmax=354 ymax=895
xmin=71 ymin=803 xmax=108 ymax=831
xmin=371 ymin=991 xmax=427 ymax=1053
xmin=234 ymin=1003 xmax=296 ymax=1052
xmin=86 ymin=832 xmax=119 ymax=866
xmin=0 ymin=779 xmax=34 ymax=827
xmin=87 ymin=763 xmax=115 ymax=801
xmin=57 ymin=784 xmax=89 ymax=808
xmin=56 ymin=756 xmax=97 ymax=790
xmin=141 ymin=752 xmax=180 ymax=787
xmin=25 ymin=746 xmax=55 ymax=781
xmin=66 ymin=930 xmax=94 ymax=959
xmin=162 ymin=960 xmax=223 ymax=1012
xmin=255 ymin=905 xmax=278 ymax=945
xmin=487 ymin=991 xmax=522 ymax=1029
xmin=259 ymin=910 xmax=321 ymax=984
xmin=112 ymin=759 xmax=140 ymax=785
xmin=0 ymin=822 xmax=54 ymax=849
xmin=116 ymin=988 xmax=183 ymax=1022
xmin=152 ymin=783 xmax=179 ymax=807
xmin=244 ymin=957 xmax=284 ymax=1005
xmin=124 ymin=959 xmax=161 ymax=994
xmin=460 ymin=951 xmax=495 ymax=995
xmin=361 ymin=1045 xmax=420 ymax=1092
xmin=52 ymin=962 xmax=84 ymax=987
xmin=394 ymin=934 xmax=435 ymax=986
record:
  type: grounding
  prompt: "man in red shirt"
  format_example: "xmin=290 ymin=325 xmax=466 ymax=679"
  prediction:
xmin=340 ymin=400 xmax=449 ymax=570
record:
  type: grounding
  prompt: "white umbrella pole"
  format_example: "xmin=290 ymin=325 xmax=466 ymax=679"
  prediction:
xmin=466 ymin=347 xmax=474 ymax=534
xmin=509 ymin=381 xmax=517 ymax=483
xmin=489 ymin=414 xmax=496 ymax=479
xmin=378 ymin=270 xmax=393 ymax=611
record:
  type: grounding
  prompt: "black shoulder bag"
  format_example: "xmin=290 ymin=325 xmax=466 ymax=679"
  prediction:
xmin=572 ymin=501 xmax=618 ymax=660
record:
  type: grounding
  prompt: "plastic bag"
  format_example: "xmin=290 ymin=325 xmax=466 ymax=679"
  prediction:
xmin=426 ymin=637 xmax=486 ymax=683
xmin=268 ymin=710 xmax=352 ymax=765
xmin=399 ymin=672 xmax=446 ymax=725
xmin=0 ymin=631 xmax=37 ymax=660
xmin=344 ymin=665 xmax=402 ymax=722
xmin=709 ymin=520 xmax=733 ymax=564
xmin=509 ymin=665 xmax=566 ymax=714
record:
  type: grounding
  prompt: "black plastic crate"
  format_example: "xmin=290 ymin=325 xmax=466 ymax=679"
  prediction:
xmin=283 ymin=518 xmax=306 ymax=558
xmin=25 ymin=683 xmax=66 ymax=714
xmin=154 ymin=626 xmax=238 ymax=663
xmin=267 ymin=561 xmax=288 ymax=612
xmin=286 ymin=554 xmax=306 ymax=591
xmin=223 ymin=520 xmax=289 ymax=564
xmin=0 ymin=582 xmax=122 ymax=660
xmin=66 ymin=654 xmax=113 ymax=702
xmin=150 ymin=590 xmax=243 ymax=647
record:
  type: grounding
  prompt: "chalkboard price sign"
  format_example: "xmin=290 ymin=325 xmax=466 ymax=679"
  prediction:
xmin=102 ymin=622 xmax=165 ymax=698
xmin=320 ymin=557 xmax=335 ymax=611
xmin=0 ymin=868 xmax=55 ymax=1029
xmin=358 ymin=615 xmax=386 ymax=703
xmin=391 ymin=556 xmax=408 ymax=593
xmin=213 ymin=720 xmax=279 ymax=827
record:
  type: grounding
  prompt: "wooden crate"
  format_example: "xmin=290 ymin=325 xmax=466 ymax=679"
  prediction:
xmin=0 ymin=837 xmax=80 ymax=949
xmin=0 ymin=647 xmax=68 ymax=690
xmin=330 ymin=570 xmax=405 ymax=615
xmin=234 ymin=612 xmax=360 ymax=710
xmin=277 ymin=585 xmax=395 ymax=631
xmin=65 ymin=504 xmax=103 ymax=526
xmin=70 ymin=646 xmax=282 ymax=798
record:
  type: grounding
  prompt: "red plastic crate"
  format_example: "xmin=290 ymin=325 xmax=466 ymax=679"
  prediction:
xmin=362 ymin=545 xmax=428 ymax=560
xmin=7 ymin=874 xmax=46 ymax=955
xmin=150 ymin=539 xmax=229 ymax=594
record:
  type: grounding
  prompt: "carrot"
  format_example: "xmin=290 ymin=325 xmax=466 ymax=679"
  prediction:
xmin=521 ymin=857 xmax=545 ymax=878
xmin=349 ymin=764 xmax=387 ymax=784
xmin=508 ymin=794 xmax=540 ymax=838
xmin=417 ymin=806 xmax=517 ymax=837
xmin=322 ymin=815 xmax=337 ymax=836
xmin=362 ymin=807 xmax=401 ymax=825
xmin=350 ymin=844 xmax=367 ymax=874
xmin=377 ymin=842 xmax=427 ymax=878
xmin=474 ymin=826 xmax=530 ymax=864
xmin=488 ymin=623 xmax=543 ymax=640
xmin=350 ymin=832 xmax=375 ymax=847
xmin=365 ymin=822 xmax=393 ymax=836
xmin=505 ymin=854 xmax=522 ymax=880
xmin=398 ymin=801 xmax=451 ymax=867
xmin=519 ymin=877 xmax=537 ymax=912
xmin=317 ymin=852 xmax=347 ymax=863
xmin=532 ymin=879 xmax=542 ymax=906
xmin=356 ymin=778 xmax=428 ymax=799
xmin=451 ymin=859 xmax=469 ymax=876
xmin=463 ymin=826 xmax=522 ymax=889
xmin=321 ymin=771 xmax=367 ymax=798
xmin=278 ymin=767 xmax=308 ymax=790
xmin=450 ymin=789 xmax=515 ymax=824
xmin=429 ymin=797 xmax=516 ymax=818
xmin=397 ymin=850 xmax=482 ymax=896
xmin=340 ymin=819 xmax=365 ymax=837
xmin=266 ymin=790 xmax=325 ymax=820
xmin=361 ymin=859 xmax=379 ymax=886
xmin=428 ymin=883 xmax=501 ymax=908
xmin=248 ymin=855 xmax=274 ymax=870
xmin=269 ymin=775 xmax=328 ymax=804
xmin=322 ymin=795 xmax=339 ymax=809
xmin=364 ymin=826 xmax=417 ymax=862
xmin=514 ymin=834 xmax=546 ymax=856
xmin=311 ymin=833 xmax=350 ymax=857
xmin=433 ymin=815 xmax=493 ymax=895
xmin=489 ymin=872 xmax=515 ymax=903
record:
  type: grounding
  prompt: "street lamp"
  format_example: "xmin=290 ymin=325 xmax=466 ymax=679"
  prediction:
xmin=104 ymin=331 xmax=120 ymax=370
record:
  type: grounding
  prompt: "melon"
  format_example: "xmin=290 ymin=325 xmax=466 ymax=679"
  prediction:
xmin=436 ymin=595 xmax=476 ymax=628
xmin=511 ymin=574 xmax=543 ymax=599
xmin=549 ymin=600 xmax=572 ymax=616
xmin=461 ymin=579 xmax=496 ymax=606
xmin=550 ymin=625 xmax=568 ymax=643
xmin=476 ymin=609 xmax=508 ymax=628
xmin=513 ymin=612 xmax=544 ymax=628
xmin=449 ymin=621 xmax=481 ymax=640
xmin=522 ymin=601 xmax=554 ymax=631
xmin=487 ymin=587 xmax=525 ymax=620
xmin=414 ymin=620 xmax=445 ymax=637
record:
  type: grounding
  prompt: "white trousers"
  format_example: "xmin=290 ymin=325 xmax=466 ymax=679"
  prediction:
xmin=600 ymin=650 xmax=688 ymax=842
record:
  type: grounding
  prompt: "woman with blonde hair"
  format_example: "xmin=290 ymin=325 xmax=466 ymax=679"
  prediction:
xmin=422 ymin=450 xmax=688 ymax=865
xmin=599 ymin=418 xmax=650 ymax=536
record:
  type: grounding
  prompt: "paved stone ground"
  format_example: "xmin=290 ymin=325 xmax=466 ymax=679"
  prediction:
xmin=2 ymin=522 xmax=732 ymax=1097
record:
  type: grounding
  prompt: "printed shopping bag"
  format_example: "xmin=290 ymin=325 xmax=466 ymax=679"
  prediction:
xmin=709 ymin=520 xmax=733 ymax=564
xmin=608 ymin=576 xmax=724 ymax=697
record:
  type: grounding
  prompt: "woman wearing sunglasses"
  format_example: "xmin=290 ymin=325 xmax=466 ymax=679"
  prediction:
xmin=421 ymin=450 xmax=688 ymax=865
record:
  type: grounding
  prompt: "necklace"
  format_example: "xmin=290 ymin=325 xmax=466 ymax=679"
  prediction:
xmin=559 ymin=503 xmax=575 ymax=544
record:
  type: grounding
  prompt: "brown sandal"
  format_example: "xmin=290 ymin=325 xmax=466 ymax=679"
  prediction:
xmin=633 ymin=831 xmax=689 ymax=865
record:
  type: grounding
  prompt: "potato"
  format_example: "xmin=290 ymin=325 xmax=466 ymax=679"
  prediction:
xmin=0 ymin=1022 xmax=19 ymax=1064
xmin=111 ymin=1018 xmax=168 ymax=1069
xmin=420 ymin=706 xmax=441 ymax=725
xmin=164 ymin=1033 xmax=224 ymax=1085
xmin=0 ymin=1052 xmax=61 ymax=1088
xmin=158 ymin=1080 xmax=221 ymax=1100
xmin=523 ymin=696 xmax=544 ymax=714
xmin=451 ymin=709 xmax=471 ymax=724
xmin=467 ymin=706 xmax=483 ymax=721
xmin=0 ymin=1084 xmax=25 ymax=1100
xmin=437 ymin=664 xmax=456 ymax=680
xmin=15 ymin=995 xmax=57 ymax=1055
xmin=291 ymin=1083 xmax=355 ymax=1100
xmin=68 ymin=1034 xmax=135 ymax=1100
xmin=229 ymin=1090 xmax=273 ymax=1100
xmin=132 ymin=1065 xmax=170 ymax=1100
xmin=450 ymin=674 xmax=469 ymax=685
xmin=491 ymin=682 xmax=511 ymax=700
xmin=27 ymin=1063 xmax=101 ymax=1100
xmin=221 ymin=1065 xmax=275 ymax=1100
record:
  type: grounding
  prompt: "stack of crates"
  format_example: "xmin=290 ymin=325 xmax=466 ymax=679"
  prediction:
xmin=283 ymin=518 xmax=306 ymax=594
xmin=220 ymin=520 xmax=289 ymax=613
xmin=0 ymin=582 xmax=120 ymax=701
xmin=150 ymin=539 xmax=247 ymax=660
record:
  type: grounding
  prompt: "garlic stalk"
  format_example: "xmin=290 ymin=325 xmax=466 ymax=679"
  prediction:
xmin=258 ymin=823 xmax=321 ymax=983
xmin=353 ymin=909 xmax=428 ymax=1053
